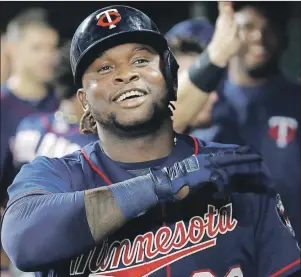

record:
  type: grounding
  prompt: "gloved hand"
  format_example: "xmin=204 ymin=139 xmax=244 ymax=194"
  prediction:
xmin=150 ymin=145 xmax=264 ymax=203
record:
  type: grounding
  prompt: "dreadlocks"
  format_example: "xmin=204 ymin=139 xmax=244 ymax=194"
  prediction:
xmin=79 ymin=109 xmax=97 ymax=134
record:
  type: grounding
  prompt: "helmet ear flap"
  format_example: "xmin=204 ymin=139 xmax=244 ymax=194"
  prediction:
xmin=163 ymin=49 xmax=179 ymax=102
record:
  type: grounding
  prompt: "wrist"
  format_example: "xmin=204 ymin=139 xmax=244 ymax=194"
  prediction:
xmin=207 ymin=43 xmax=229 ymax=68
xmin=108 ymin=175 xmax=158 ymax=220
xmin=188 ymin=50 xmax=226 ymax=93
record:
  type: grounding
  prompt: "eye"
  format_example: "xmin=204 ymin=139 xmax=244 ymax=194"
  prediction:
xmin=97 ymin=65 xmax=113 ymax=73
xmin=133 ymin=58 xmax=149 ymax=65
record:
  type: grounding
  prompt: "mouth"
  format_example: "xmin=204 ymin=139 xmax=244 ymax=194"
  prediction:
xmin=113 ymin=89 xmax=148 ymax=103
xmin=248 ymin=45 xmax=268 ymax=59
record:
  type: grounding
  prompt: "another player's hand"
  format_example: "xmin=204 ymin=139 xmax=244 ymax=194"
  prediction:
xmin=150 ymin=146 xmax=265 ymax=202
xmin=207 ymin=1 xmax=241 ymax=67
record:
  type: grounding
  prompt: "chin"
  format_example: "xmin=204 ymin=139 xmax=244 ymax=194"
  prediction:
xmin=118 ymin=107 xmax=153 ymax=123
xmin=114 ymin=109 xmax=157 ymax=131
xmin=105 ymin=103 xmax=171 ymax=138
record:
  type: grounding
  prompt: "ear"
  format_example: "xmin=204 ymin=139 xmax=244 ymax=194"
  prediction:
xmin=77 ymin=89 xmax=89 ymax=111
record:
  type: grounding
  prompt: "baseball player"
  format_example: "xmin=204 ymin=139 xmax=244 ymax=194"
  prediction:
xmin=12 ymin=41 xmax=98 ymax=170
xmin=171 ymin=2 xmax=301 ymax=242
xmin=0 ymin=9 xmax=59 ymax=205
xmin=1 ymin=6 xmax=300 ymax=277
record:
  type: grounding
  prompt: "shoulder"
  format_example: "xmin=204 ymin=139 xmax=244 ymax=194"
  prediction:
xmin=9 ymin=150 xmax=85 ymax=201
xmin=15 ymin=152 xmax=82 ymax=180
xmin=7 ymin=141 xmax=100 ymax=204
xmin=23 ymin=141 xmax=99 ymax=179
xmin=17 ymin=113 xmax=52 ymax=130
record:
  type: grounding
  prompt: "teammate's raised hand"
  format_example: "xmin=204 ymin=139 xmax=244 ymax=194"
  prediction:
xmin=207 ymin=1 xmax=242 ymax=67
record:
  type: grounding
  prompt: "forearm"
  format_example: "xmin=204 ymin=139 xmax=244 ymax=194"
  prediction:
xmin=1 ymin=192 xmax=92 ymax=271
xmin=1 ymin=175 xmax=158 ymax=270
xmin=172 ymin=71 xmax=209 ymax=133
xmin=84 ymin=187 xmax=125 ymax=242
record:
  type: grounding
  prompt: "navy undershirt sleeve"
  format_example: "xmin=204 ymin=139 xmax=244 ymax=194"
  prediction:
xmin=1 ymin=192 xmax=95 ymax=271
xmin=1 ymin=156 xmax=95 ymax=271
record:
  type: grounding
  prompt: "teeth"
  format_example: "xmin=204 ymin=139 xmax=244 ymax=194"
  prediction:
xmin=116 ymin=90 xmax=144 ymax=102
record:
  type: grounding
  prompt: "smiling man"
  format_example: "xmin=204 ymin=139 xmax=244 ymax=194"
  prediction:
xmin=1 ymin=5 xmax=300 ymax=277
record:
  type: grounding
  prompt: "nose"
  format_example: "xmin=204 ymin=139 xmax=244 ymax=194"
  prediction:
xmin=113 ymin=67 xmax=140 ymax=84
xmin=252 ymin=30 xmax=262 ymax=42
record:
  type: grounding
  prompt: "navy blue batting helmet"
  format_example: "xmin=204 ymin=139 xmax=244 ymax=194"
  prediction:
xmin=70 ymin=5 xmax=179 ymax=100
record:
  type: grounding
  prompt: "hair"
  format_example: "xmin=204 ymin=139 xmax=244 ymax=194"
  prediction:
xmin=79 ymin=109 xmax=98 ymax=134
xmin=53 ymin=40 xmax=77 ymax=101
xmin=6 ymin=8 xmax=53 ymax=42
xmin=233 ymin=2 xmax=291 ymax=56
xmin=168 ymin=37 xmax=204 ymax=55
xmin=233 ymin=2 xmax=290 ymax=32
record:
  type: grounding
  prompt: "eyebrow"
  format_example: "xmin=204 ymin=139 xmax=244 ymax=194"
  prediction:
xmin=133 ymin=46 xmax=156 ymax=54
xmin=96 ymin=45 xmax=156 ymax=60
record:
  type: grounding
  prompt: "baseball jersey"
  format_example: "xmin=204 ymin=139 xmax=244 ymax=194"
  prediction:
xmin=211 ymin=73 xmax=301 ymax=241
xmin=0 ymin=84 xmax=58 ymax=202
xmin=12 ymin=112 xmax=98 ymax=169
xmin=5 ymin=134 xmax=300 ymax=277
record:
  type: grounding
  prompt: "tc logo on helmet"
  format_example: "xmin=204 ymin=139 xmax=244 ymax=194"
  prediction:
xmin=96 ymin=9 xmax=121 ymax=29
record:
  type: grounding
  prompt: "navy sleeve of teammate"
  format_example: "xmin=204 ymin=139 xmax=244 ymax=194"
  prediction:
xmin=256 ymin=192 xmax=300 ymax=276
xmin=1 ymin=157 xmax=95 ymax=271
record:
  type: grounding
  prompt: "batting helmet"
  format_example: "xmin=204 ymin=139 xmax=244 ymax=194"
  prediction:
xmin=70 ymin=5 xmax=179 ymax=100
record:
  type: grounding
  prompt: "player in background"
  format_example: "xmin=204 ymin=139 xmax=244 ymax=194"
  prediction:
xmin=172 ymin=2 xmax=301 ymax=241
xmin=12 ymin=41 xmax=99 ymax=170
xmin=0 ymin=8 xmax=59 ymax=205
xmin=1 ymin=5 xmax=300 ymax=277
xmin=213 ymin=2 xmax=301 ymax=240
xmin=171 ymin=2 xmax=241 ymax=134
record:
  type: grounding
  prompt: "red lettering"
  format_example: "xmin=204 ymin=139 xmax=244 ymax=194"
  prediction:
xmin=155 ymin=226 xmax=173 ymax=254
xmin=84 ymin=203 xmax=237 ymax=273
xmin=170 ymin=221 xmax=188 ymax=249
xmin=188 ymin=217 xmax=206 ymax=244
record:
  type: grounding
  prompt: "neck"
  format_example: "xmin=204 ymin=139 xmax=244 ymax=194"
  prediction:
xmin=98 ymin=119 xmax=175 ymax=163
xmin=6 ymin=73 xmax=48 ymax=101
xmin=228 ymin=57 xmax=269 ymax=87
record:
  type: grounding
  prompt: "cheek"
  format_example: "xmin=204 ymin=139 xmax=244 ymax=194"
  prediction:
xmin=142 ymin=67 xmax=166 ymax=90
xmin=86 ymin=81 xmax=109 ymax=110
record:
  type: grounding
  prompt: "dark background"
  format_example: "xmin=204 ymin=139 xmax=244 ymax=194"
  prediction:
xmin=1 ymin=1 xmax=300 ymax=79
